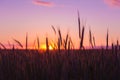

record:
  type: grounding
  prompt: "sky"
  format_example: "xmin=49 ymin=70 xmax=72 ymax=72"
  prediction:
xmin=0 ymin=0 xmax=120 ymax=49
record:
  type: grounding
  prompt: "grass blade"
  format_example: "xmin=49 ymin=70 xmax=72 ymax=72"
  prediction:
xmin=69 ymin=37 xmax=74 ymax=49
xmin=0 ymin=42 xmax=6 ymax=49
xmin=80 ymin=26 xmax=85 ymax=49
xmin=46 ymin=37 xmax=49 ymax=54
xmin=65 ymin=33 xmax=69 ymax=50
xmin=58 ymin=28 xmax=62 ymax=45
xmin=26 ymin=33 xmax=28 ymax=50
xmin=37 ymin=36 xmax=40 ymax=50
xmin=13 ymin=39 xmax=23 ymax=48
xmin=89 ymin=28 xmax=93 ymax=48
xmin=106 ymin=29 xmax=109 ymax=49
xmin=58 ymin=38 xmax=60 ymax=53
xmin=78 ymin=10 xmax=81 ymax=39
xmin=93 ymin=36 xmax=96 ymax=47
xmin=51 ymin=25 xmax=56 ymax=35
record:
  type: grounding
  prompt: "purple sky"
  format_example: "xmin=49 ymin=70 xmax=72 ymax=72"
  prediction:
xmin=0 ymin=0 xmax=120 ymax=49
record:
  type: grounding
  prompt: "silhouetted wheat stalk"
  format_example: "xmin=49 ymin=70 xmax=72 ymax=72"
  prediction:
xmin=58 ymin=28 xmax=62 ymax=45
xmin=64 ymin=33 xmax=69 ymax=50
xmin=12 ymin=44 xmax=15 ymax=51
xmin=69 ymin=37 xmax=74 ymax=49
xmin=0 ymin=42 xmax=6 ymax=49
xmin=50 ymin=41 xmax=56 ymax=50
xmin=26 ymin=33 xmax=28 ymax=50
xmin=80 ymin=26 xmax=85 ymax=49
xmin=51 ymin=25 xmax=56 ymax=35
xmin=89 ymin=28 xmax=93 ymax=48
xmin=46 ymin=37 xmax=49 ymax=54
xmin=58 ymin=38 xmax=60 ymax=53
xmin=78 ymin=11 xmax=81 ymax=39
xmin=13 ymin=39 xmax=23 ymax=48
xmin=93 ymin=36 xmax=96 ymax=47
xmin=112 ymin=43 xmax=114 ymax=53
xmin=51 ymin=25 xmax=58 ymax=50
xmin=37 ymin=36 xmax=40 ymax=50
xmin=68 ymin=39 xmax=70 ymax=54
xmin=117 ymin=39 xmax=119 ymax=50
xmin=33 ymin=39 xmax=36 ymax=49
xmin=106 ymin=29 xmax=109 ymax=49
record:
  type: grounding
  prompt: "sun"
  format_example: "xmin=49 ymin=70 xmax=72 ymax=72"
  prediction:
xmin=40 ymin=44 xmax=53 ymax=50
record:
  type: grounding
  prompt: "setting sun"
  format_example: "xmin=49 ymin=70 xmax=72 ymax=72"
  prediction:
xmin=40 ymin=44 xmax=53 ymax=50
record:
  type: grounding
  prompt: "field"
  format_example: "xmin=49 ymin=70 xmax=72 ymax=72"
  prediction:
xmin=0 ymin=48 xmax=120 ymax=80
xmin=0 ymin=8 xmax=119 ymax=80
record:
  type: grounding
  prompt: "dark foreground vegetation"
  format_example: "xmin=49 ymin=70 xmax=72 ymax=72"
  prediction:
xmin=0 ymin=49 xmax=120 ymax=80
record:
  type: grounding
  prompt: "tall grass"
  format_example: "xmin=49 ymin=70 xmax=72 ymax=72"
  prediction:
xmin=26 ymin=33 xmax=28 ymax=50
xmin=0 ymin=42 xmax=6 ymax=49
xmin=78 ymin=11 xmax=81 ymax=39
xmin=58 ymin=28 xmax=62 ymax=45
xmin=93 ymin=36 xmax=96 ymax=47
xmin=12 ymin=44 xmax=15 ymax=51
xmin=0 ymin=48 xmax=119 ymax=80
xmin=68 ymin=39 xmax=70 ymax=54
xmin=89 ymin=28 xmax=93 ymax=48
xmin=37 ymin=36 xmax=40 ymax=50
xmin=77 ymin=11 xmax=85 ymax=49
xmin=51 ymin=25 xmax=56 ymax=35
xmin=64 ymin=33 xmax=69 ymax=50
xmin=58 ymin=38 xmax=60 ymax=53
xmin=117 ymin=39 xmax=119 ymax=50
xmin=106 ymin=29 xmax=109 ymax=49
xmin=13 ymin=39 xmax=23 ymax=48
xmin=46 ymin=37 xmax=49 ymax=54
xmin=69 ymin=37 xmax=74 ymax=49
xmin=80 ymin=26 xmax=85 ymax=49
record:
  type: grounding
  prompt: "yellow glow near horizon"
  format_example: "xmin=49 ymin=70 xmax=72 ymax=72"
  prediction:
xmin=40 ymin=44 xmax=53 ymax=50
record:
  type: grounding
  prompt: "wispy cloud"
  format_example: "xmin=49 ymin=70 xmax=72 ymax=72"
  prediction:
xmin=33 ymin=0 xmax=54 ymax=7
xmin=104 ymin=0 xmax=120 ymax=7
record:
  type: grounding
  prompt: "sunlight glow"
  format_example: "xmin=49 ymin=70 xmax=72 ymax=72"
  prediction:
xmin=40 ymin=44 xmax=53 ymax=50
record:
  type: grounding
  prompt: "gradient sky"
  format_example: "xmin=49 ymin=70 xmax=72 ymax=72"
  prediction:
xmin=0 ymin=0 xmax=120 ymax=49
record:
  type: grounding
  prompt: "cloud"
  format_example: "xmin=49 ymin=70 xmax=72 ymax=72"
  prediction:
xmin=104 ymin=0 xmax=120 ymax=7
xmin=33 ymin=0 xmax=54 ymax=7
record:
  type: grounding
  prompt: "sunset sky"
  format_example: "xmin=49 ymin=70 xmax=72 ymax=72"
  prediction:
xmin=0 ymin=0 xmax=120 ymax=49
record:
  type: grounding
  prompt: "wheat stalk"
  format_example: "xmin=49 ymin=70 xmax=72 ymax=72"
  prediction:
xmin=93 ymin=36 xmax=96 ymax=47
xmin=68 ymin=39 xmax=70 ymax=54
xmin=69 ymin=37 xmax=74 ymax=49
xmin=64 ymin=33 xmax=69 ymax=50
xmin=89 ymin=28 xmax=93 ymax=48
xmin=80 ymin=26 xmax=85 ymax=49
xmin=0 ymin=42 xmax=6 ymax=49
xmin=33 ymin=39 xmax=36 ymax=49
xmin=58 ymin=28 xmax=62 ymax=45
xmin=117 ymin=40 xmax=119 ymax=46
xmin=12 ymin=44 xmax=15 ymax=51
xmin=106 ymin=29 xmax=109 ymax=49
xmin=37 ymin=36 xmax=40 ymax=50
xmin=26 ymin=33 xmax=28 ymax=50
xmin=46 ymin=37 xmax=49 ymax=54
xmin=78 ymin=10 xmax=81 ymax=39
xmin=51 ymin=25 xmax=56 ymax=35
xmin=58 ymin=38 xmax=60 ymax=53
xmin=13 ymin=39 xmax=23 ymax=48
